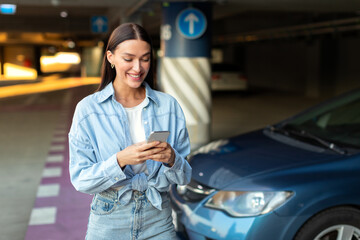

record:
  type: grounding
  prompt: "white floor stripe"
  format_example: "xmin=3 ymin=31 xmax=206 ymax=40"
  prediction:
xmin=52 ymin=136 xmax=67 ymax=143
xmin=49 ymin=144 xmax=65 ymax=152
xmin=54 ymin=129 xmax=67 ymax=135
xmin=46 ymin=155 xmax=64 ymax=163
xmin=29 ymin=207 xmax=57 ymax=225
xmin=42 ymin=167 xmax=62 ymax=177
xmin=37 ymin=184 xmax=60 ymax=197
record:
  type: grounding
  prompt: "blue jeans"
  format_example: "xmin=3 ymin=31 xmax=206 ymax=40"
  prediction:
xmin=86 ymin=189 xmax=177 ymax=240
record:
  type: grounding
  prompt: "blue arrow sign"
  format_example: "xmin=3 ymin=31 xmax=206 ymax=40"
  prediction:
xmin=176 ymin=8 xmax=207 ymax=39
xmin=91 ymin=16 xmax=108 ymax=33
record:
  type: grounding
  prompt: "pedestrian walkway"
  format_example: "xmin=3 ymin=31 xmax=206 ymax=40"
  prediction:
xmin=24 ymin=88 xmax=92 ymax=240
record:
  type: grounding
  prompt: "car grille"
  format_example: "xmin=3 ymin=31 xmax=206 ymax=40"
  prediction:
xmin=176 ymin=178 xmax=216 ymax=202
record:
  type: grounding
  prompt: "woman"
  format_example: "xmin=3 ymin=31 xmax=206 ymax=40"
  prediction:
xmin=68 ymin=23 xmax=192 ymax=240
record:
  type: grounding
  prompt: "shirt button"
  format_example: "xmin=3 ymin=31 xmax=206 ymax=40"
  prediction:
xmin=144 ymin=121 xmax=148 ymax=124
xmin=143 ymin=108 xmax=146 ymax=111
xmin=115 ymin=177 xmax=119 ymax=181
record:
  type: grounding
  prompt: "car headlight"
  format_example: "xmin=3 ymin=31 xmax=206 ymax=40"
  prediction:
xmin=205 ymin=191 xmax=293 ymax=217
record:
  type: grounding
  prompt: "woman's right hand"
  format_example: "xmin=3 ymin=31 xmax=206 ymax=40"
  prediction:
xmin=116 ymin=141 xmax=164 ymax=169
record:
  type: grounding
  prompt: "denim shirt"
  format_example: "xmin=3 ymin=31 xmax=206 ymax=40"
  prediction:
xmin=68 ymin=82 xmax=192 ymax=210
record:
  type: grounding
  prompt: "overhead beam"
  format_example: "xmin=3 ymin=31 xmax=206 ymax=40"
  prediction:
xmin=125 ymin=0 xmax=148 ymax=18
xmin=213 ymin=17 xmax=360 ymax=44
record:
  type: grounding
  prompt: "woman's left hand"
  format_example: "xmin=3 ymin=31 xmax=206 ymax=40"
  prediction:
xmin=149 ymin=142 xmax=175 ymax=167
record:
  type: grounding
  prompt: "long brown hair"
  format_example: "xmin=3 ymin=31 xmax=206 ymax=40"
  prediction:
xmin=97 ymin=23 xmax=154 ymax=91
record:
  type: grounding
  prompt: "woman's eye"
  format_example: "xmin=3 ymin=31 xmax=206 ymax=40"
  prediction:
xmin=124 ymin=58 xmax=132 ymax=62
xmin=142 ymin=58 xmax=150 ymax=62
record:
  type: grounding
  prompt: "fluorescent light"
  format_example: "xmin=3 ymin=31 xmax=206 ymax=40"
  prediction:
xmin=4 ymin=63 xmax=37 ymax=80
xmin=0 ymin=4 xmax=16 ymax=15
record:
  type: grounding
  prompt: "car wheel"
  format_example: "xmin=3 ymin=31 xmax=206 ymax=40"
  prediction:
xmin=294 ymin=207 xmax=360 ymax=240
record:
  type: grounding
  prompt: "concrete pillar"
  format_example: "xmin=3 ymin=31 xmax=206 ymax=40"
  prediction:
xmin=81 ymin=45 xmax=103 ymax=77
xmin=159 ymin=2 xmax=212 ymax=150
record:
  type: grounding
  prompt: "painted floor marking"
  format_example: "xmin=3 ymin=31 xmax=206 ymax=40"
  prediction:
xmin=53 ymin=129 xmax=67 ymax=135
xmin=36 ymin=184 xmax=60 ymax=198
xmin=26 ymin=88 xmax=92 ymax=240
xmin=51 ymin=136 xmax=67 ymax=143
xmin=49 ymin=144 xmax=65 ymax=152
xmin=42 ymin=167 xmax=62 ymax=178
xmin=29 ymin=207 xmax=57 ymax=225
xmin=46 ymin=154 xmax=64 ymax=163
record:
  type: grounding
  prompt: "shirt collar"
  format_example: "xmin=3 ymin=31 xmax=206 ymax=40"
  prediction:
xmin=96 ymin=81 xmax=159 ymax=106
xmin=144 ymin=82 xmax=159 ymax=106
xmin=96 ymin=82 xmax=114 ymax=103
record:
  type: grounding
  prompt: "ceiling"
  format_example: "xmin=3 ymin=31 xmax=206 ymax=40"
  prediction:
xmin=1 ymin=0 xmax=360 ymax=47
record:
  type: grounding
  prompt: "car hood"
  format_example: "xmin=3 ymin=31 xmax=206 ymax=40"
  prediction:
xmin=190 ymin=130 xmax=343 ymax=189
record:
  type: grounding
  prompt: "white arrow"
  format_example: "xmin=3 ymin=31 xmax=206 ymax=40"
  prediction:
xmin=184 ymin=13 xmax=199 ymax=34
xmin=94 ymin=17 xmax=105 ymax=32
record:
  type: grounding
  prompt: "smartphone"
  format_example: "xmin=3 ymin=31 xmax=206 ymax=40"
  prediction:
xmin=147 ymin=131 xmax=170 ymax=143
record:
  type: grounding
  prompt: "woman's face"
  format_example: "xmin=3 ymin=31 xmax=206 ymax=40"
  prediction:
xmin=107 ymin=39 xmax=151 ymax=89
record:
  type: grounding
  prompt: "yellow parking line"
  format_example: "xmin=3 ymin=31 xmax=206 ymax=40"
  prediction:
xmin=0 ymin=77 xmax=101 ymax=99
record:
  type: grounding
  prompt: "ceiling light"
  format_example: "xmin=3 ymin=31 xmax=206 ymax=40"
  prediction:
xmin=60 ymin=11 xmax=68 ymax=18
xmin=51 ymin=0 xmax=60 ymax=6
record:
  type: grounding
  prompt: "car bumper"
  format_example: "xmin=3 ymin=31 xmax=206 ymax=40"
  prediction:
xmin=170 ymin=185 xmax=296 ymax=240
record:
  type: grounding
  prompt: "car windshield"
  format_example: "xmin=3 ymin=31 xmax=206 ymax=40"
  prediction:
xmin=282 ymin=89 xmax=360 ymax=149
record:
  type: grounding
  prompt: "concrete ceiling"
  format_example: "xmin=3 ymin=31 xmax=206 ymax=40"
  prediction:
xmin=1 ymin=0 xmax=360 ymax=46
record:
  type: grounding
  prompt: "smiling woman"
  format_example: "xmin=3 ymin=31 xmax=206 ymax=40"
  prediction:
xmin=68 ymin=23 xmax=192 ymax=240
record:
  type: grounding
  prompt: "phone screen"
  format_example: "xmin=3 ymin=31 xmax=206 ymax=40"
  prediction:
xmin=147 ymin=131 xmax=170 ymax=143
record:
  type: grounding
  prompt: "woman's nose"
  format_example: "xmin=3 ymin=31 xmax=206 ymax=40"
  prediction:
xmin=132 ymin=60 xmax=141 ymax=72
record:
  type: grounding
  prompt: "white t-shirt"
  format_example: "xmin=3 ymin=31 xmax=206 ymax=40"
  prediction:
xmin=125 ymin=97 xmax=149 ymax=174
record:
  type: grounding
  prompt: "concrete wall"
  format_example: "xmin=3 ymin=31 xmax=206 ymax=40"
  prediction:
xmin=245 ymin=41 xmax=307 ymax=93
xmin=241 ymin=36 xmax=360 ymax=97
xmin=336 ymin=38 xmax=360 ymax=94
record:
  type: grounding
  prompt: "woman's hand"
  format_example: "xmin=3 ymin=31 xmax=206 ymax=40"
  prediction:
xmin=116 ymin=141 xmax=165 ymax=169
xmin=148 ymin=142 xmax=176 ymax=167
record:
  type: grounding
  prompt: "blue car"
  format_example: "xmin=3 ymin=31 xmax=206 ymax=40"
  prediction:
xmin=170 ymin=88 xmax=360 ymax=240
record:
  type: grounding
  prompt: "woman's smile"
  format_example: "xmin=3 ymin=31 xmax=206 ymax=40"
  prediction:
xmin=127 ymin=72 xmax=142 ymax=81
xmin=107 ymin=39 xmax=151 ymax=88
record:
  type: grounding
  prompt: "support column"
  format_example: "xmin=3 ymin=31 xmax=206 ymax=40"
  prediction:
xmin=159 ymin=2 xmax=212 ymax=150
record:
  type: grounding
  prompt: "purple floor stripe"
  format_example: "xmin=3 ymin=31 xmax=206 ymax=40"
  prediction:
xmin=25 ymin=104 xmax=92 ymax=240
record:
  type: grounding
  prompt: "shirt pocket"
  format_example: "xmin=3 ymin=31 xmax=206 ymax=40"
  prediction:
xmin=90 ymin=194 xmax=117 ymax=215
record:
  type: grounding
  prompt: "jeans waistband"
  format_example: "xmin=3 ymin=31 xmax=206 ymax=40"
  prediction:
xmin=99 ymin=188 xmax=167 ymax=200
xmin=98 ymin=188 xmax=149 ymax=200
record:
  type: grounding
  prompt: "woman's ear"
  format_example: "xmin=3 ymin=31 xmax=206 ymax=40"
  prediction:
xmin=106 ymin=50 xmax=113 ymax=65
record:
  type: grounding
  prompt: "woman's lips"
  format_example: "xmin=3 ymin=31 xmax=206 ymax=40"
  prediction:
xmin=128 ymin=73 xmax=142 ymax=80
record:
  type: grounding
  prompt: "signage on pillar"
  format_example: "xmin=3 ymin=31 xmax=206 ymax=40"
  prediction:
xmin=176 ymin=8 xmax=207 ymax=39
xmin=161 ymin=2 xmax=211 ymax=57
xmin=91 ymin=16 xmax=108 ymax=34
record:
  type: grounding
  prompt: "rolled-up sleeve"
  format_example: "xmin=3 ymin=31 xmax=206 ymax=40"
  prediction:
xmin=68 ymin=114 xmax=127 ymax=194
xmin=163 ymin=121 xmax=192 ymax=185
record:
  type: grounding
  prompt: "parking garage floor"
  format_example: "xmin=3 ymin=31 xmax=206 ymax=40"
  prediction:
xmin=0 ymin=81 xmax=322 ymax=240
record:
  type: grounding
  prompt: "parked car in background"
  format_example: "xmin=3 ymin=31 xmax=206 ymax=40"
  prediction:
xmin=171 ymin=88 xmax=360 ymax=240
xmin=211 ymin=63 xmax=248 ymax=91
